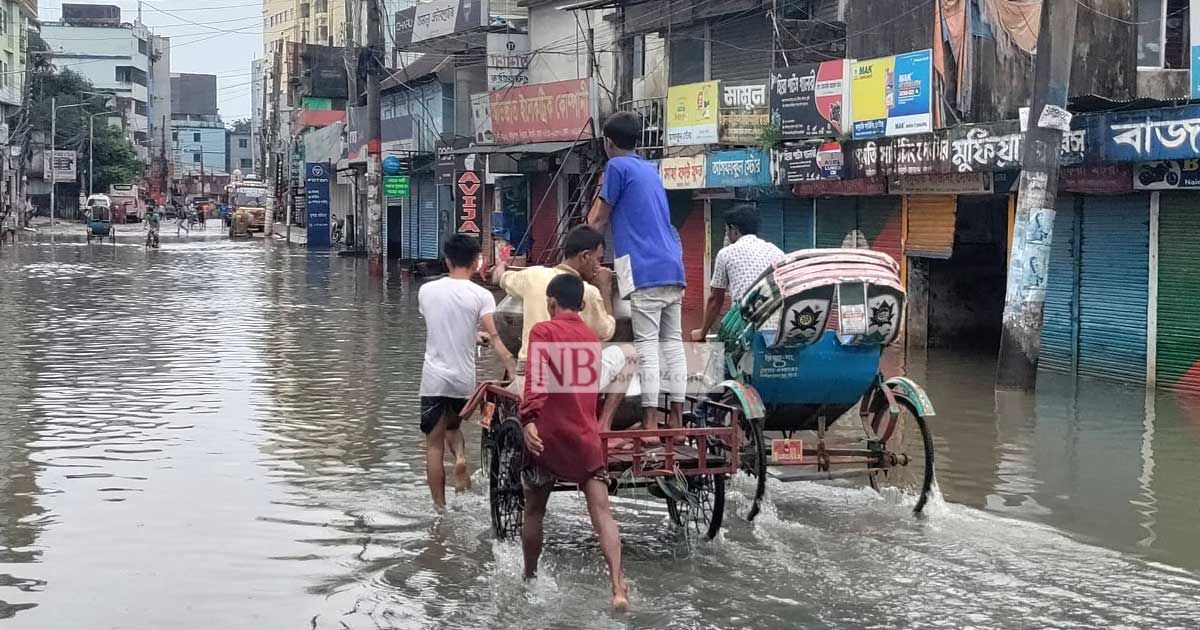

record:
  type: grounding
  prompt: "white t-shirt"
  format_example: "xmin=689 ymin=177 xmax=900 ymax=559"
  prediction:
xmin=418 ymin=277 xmax=497 ymax=398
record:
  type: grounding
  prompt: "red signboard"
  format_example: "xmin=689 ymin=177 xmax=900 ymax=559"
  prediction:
xmin=489 ymin=78 xmax=594 ymax=144
xmin=456 ymin=171 xmax=483 ymax=235
xmin=1059 ymin=164 xmax=1133 ymax=194
xmin=792 ymin=176 xmax=888 ymax=196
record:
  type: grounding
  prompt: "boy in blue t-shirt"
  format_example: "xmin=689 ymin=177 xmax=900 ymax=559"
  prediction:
xmin=588 ymin=111 xmax=687 ymax=434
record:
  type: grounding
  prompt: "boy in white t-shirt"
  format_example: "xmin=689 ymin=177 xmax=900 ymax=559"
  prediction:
xmin=419 ymin=234 xmax=517 ymax=510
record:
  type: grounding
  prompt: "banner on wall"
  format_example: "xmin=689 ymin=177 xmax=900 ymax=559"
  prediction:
xmin=777 ymin=142 xmax=843 ymax=184
xmin=666 ymin=81 xmax=719 ymax=146
xmin=771 ymin=61 xmax=847 ymax=138
xmin=489 ymin=78 xmax=595 ymax=144
xmin=850 ymin=49 xmax=933 ymax=139
xmin=705 ymin=149 xmax=772 ymax=188
xmin=718 ymin=80 xmax=770 ymax=145
xmin=660 ymin=155 xmax=707 ymax=189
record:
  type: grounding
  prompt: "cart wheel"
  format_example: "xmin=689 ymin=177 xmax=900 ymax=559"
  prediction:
xmin=488 ymin=415 xmax=525 ymax=540
xmin=868 ymin=397 xmax=935 ymax=514
xmin=739 ymin=416 xmax=767 ymax=521
xmin=665 ymin=412 xmax=726 ymax=541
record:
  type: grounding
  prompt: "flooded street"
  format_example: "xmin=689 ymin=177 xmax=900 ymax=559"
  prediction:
xmin=2 ymin=232 xmax=1199 ymax=629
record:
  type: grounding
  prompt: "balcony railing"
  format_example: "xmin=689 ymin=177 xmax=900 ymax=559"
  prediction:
xmin=618 ymin=96 xmax=665 ymax=158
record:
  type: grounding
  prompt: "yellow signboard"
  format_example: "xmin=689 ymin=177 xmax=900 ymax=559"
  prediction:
xmin=850 ymin=56 xmax=892 ymax=137
xmin=666 ymin=81 xmax=719 ymax=146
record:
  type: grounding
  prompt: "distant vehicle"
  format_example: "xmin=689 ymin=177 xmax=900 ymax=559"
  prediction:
xmin=228 ymin=181 xmax=271 ymax=237
xmin=109 ymin=184 xmax=145 ymax=223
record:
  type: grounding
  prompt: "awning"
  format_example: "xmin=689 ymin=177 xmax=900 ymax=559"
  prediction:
xmin=449 ymin=141 xmax=592 ymax=155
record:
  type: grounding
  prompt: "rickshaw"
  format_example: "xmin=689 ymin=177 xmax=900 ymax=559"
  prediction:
xmin=86 ymin=205 xmax=114 ymax=243
xmin=714 ymin=248 xmax=936 ymax=520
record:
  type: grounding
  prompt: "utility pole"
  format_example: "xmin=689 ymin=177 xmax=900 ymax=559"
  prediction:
xmin=365 ymin=0 xmax=383 ymax=270
xmin=50 ymin=97 xmax=56 ymax=228
xmin=995 ymin=0 xmax=1079 ymax=389
xmin=615 ymin=6 xmax=634 ymax=108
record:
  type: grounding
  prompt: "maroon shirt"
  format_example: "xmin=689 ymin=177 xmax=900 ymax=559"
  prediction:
xmin=519 ymin=311 xmax=605 ymax=484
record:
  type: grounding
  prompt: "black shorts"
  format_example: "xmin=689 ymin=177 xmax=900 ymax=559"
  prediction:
xmin=420 ymin=396 xmax=467 ymax=434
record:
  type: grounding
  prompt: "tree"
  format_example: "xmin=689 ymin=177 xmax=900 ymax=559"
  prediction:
xmin=229 ymin=118 xmax=251 ymax=134
xmin=27 ymin=67 xmax=145 ymax=193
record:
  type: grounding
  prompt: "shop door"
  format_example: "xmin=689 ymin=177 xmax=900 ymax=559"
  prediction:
xmin=417 ymin=176 xmax=439 ymax=260
xmin=815 ymin=196 xmax=902 ymax=261
xmin=905 ymin=194 xmax=958 ymax=258
xmin=1039 ymin=195 xmax=1080 ymax=374
xmin=1077 ymin=194 xmax=1149 ymax=383
xmin=782 ymin=198 xmax=815 ymax=252
xmin=755 ymin=197 xmax=786 ymax=249
xmin=679 ymin=199 xmax=708 ymax=332
xmin=1156 ymin=193 xmax=1200 ymax=392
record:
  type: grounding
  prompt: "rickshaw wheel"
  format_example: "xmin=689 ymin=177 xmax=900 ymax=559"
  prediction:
xmin=665 ymin=412 xmax=726 ymax=541
xmin=867 ymin=396 xmax=935 ymax=515
xmin=488 ymin=414 xmax=526 ymax=540
xmin=739 ymin=415 xmax=767 ymax=521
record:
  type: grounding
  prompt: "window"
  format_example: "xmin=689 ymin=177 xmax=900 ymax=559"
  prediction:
xmin=632 ymin=34 xmax=646 ymax=78
xmin=238 ymin=138 xmax=248 ymax=148
xmin=0 ymin=8 xmax=7 ymax=35
xmin=193 ymin=132 xmax=201 ymax=142
xmin=0 ymin=61 xmax=7 ymax=88
xmin=134 ymin=101 xmax=147 ymax=116
xmin=317 ymin=25 xmax=328 ymax=42
xmin=1139 ymin=0 xmax=1191 ymax=68
xmin=193 ymin=153 xmax=202 ymax=163
xmin=138 ymin=38 xmax=147 ymax=55
xmin=314 ymin=0 xmax=327 ymax=13
xmin=300 ymin=2 xmax=310 ymax=18
xmin=241 ymin=158 xmax=254 ymax=169
xmin=115 ymin=67 xmax=129 ymax=83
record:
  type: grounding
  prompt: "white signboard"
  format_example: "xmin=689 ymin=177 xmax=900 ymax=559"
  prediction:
xmin=44 ymin=150 xmax=77 ymax=181
xmin=486 ymin=33 xmax=531 ymax=92
xmin=888 ymin=172 xmax=994 ymax=194
xmin=470 ymin=93 xmax=493 ymax=144
xmin=412 ymin=0 xmax=485 ymax=44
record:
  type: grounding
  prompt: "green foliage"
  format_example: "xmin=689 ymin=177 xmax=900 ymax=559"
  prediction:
xmin=757 ymin=123 xmax=782 ymax=153
xmin=229 ymin=118 xmax=251 ymax=134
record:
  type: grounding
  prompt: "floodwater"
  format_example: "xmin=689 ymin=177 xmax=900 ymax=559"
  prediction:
xmin=1 ymin=230 xmax=1199 ymax=629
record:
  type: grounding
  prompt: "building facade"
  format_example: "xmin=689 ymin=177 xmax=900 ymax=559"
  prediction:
xmin=228 ymin=130 xmax=255 ymax=175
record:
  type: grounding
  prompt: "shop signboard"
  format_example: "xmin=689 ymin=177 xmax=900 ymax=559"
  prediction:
xmin=393 ymin=0 xmax=486 ymax=46
xmin=305 ymin=162 xmax=331 ymax=247
xmin=850 ymin=49 xmax=933 ymax=139
xmin=455 ymin=170 xmax=483 ymax=235
xmin=792 ymin=176 xmax=888 ymax=197
xmin=888 ymin=172 xmax=993 ymax=194
xmin=44 ymin=150 xmax=77 ymax=181
xmin=1133 ymin=160 xmax=1200 ymax=190
xmin=705 ymin=149 xmax=772 ymax=188
xmin=949 ymin=121 xmax=1087 ymax=172
xmin=1060 ymin=164 xmax=1133 ymax=194
xmin=666 ymin=81 xmax=720 ymax=146
xmin=487 ymin=33 xmax=532 ymax=91
xmin=770 ymin=61 xmax=847 ymax=138
xmin=777 ymin=142 xmax=843 ymax=184
xmin=384 ymin=175 xmax=411 ymax=198
xmin=489 ymin=78 xmax=595 ymax=144
xmin=1192 ymin=9 xmax=1200 ymax=98
xmin=719 ymin=80 xmax=770 ymax=144
xmin=1105 ymin=105 xmax=1200 ymax=162
xmin=659 ymin=155 xmax=706 ymax=189
xmin=844 ymin=133 xmax=949 ymax=178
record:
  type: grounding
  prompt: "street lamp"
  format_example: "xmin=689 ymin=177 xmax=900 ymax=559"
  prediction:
xmin=49 ymin=91 xmax=110 ymax=227
xmin=88 ymin=111 xmax=119 ymax=196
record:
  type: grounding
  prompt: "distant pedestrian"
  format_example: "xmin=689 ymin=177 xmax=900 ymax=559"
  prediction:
xmin=1 ymin=209 xmax=17 ymax=244
xmin=417 ymin=234 xmax=516 ymax=510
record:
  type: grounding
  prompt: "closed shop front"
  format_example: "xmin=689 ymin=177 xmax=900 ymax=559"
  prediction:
xmin=905 ymin=195 xmax=957 ymax=258
xmin=709 ymin=13 xmax=773 ymax=83
xmin=679 ymin=199 xmax=708 ymax=332
xmin=1040 ymin=193 xmax=1150 ymax=383
xmin=416 ymin=175 xmax=439 ymax=260
xmin=815 ymin=196 xmax=902 ymax=261
xmin=527 ymin=174 xmax=559 ymax=263
xmin=1156 ymin=193 xmax=1200 ymax=392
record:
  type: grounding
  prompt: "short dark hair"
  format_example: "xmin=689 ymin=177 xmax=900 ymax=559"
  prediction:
xmin=442 ymin=233 xmax=481 ymax=269
xmin=602 ymin=111 xmax=641 ymax=151
xmin=547 ymin=273 xmax=585 ymax=311
xmin=724 ymin=205 xmax=760 ymax=235
xmin=562 ymin=225 xmax=605 ymax=258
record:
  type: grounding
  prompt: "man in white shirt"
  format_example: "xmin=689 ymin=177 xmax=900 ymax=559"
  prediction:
xmin=419 ymin=234 xmax=517 ymax=510
xmin=691 ymin=204 xmax=786 ymax=341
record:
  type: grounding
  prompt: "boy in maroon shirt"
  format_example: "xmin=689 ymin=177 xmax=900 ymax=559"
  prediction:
xmin=519 ymin=274 xmax=629 ymax=611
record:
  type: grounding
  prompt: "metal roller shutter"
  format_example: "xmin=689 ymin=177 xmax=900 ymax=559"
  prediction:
xmin=1156 ymin=193 xmax=1200 ymax=392
xmin=1077 ymin=194 xmax=1149 ymax=383
xmin=858 ymin=196 xmax=904 ymax=264
xmin=756 ymin=197 xmax=785 ymax=249
xmin=680 ymin=200 xmax=708 ymax=330
xmin=815 ymin=197 xmax=858 ymax=247
xmin=417 ymin=175 xmax=439 ymax=260
xmin=669 ymin=26 xmax=706 ymax=86
xmin=905 ymin=194 xmax=957 ymax=258
xmin=402 ymin=198 xmax=418 ymax=259
xmin=782 ymin=197 xmax=815 ymax=252
xmin=528 ymin=176 xmax=558 ymax=263
xmin=710 ymin=13 xmax=774 ymax=83
xmin=1039 ymin=195 xmax=1079 ymax=375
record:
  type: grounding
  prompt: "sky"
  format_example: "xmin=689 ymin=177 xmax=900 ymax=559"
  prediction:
xmin=37 ymin=0 xmax=263 ymax=123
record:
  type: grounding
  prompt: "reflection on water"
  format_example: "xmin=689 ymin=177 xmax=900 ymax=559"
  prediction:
xmin=1 ymin=235 xmax=1199 ymax=628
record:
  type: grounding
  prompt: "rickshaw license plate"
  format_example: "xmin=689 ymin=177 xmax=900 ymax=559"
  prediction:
xmin=772 ymin=439 xmax=804 ymax=463
xmin=480 ymin=402 xmax=496 ymax=429
xmin=839 ymin=304 xmax=867 ymax=334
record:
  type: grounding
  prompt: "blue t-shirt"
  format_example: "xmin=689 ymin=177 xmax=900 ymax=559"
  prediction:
xmin=599 ymin=155 xmax=685 ymax=291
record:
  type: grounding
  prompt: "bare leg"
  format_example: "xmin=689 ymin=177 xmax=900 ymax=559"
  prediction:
xmin=581 ymin=478 xmax=627 ymax=610
xmin=522 ymin=483 xmax=552 ymax=579
xmin=425 ymin=419 xmax=448 ymax=509
xmin=445 ymin=419 xmax=470 ymax=492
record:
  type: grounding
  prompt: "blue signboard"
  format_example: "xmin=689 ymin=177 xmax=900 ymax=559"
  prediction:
xmin=705 ymin=149 xmax=772 ymax=188
xmin=1104 ymin=105 xmax=1200 ymax=162
xmin=1192 ymin=46 xmax=1200 ymax=99
xmin=382 ymin=155 xmax=404 ymax=175
xmin=305 ymin=162 xmax=331 ymax=247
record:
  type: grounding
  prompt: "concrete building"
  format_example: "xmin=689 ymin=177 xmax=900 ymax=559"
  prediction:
xmin=0 ymin=0 xmax=36 ymax=213
xmin=250 ymin=58 xmax=265 ymax=174
xmin=227 ymin=130 xmax=254 ymax=175
xmin=147 ymin=34 xmax=171 ymax=201
xmin=170 ymin=73 xmax=224 ymax=177
xmin=41 ymin=4 xmax=155 ymax=158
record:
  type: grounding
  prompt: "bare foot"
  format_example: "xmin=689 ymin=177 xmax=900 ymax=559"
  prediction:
xmin=611 ymin=582 xmax=630 ymax=611
xmin=453 ymin=459 xmax=471 ymax=492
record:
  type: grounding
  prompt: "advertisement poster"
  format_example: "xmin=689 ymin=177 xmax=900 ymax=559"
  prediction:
xmin=666 ymin=81 xmax=720 ymax=146
xmin=719 ymin=80 xmax=769 ymax=145
xmin=851 ymin=49 xmax=932 ymax=139
xmin=771 ymin=61 xmax=846 ymax=138
xmin=489 ymin=78 xmax=595 ymax=144
xmin=659 ymin=155 xmax=706 ymax=189
xmin=43 ymin=150 xmax=77 ymax=181
xmin=705 ymin=149 xmax=772 ymax=188
xmin=304 ymin=162 xmax=331 ymax=247
xmin=1192 ymin=9 xmax=1200 ymax=98
xmin=1133 ymin=161 xmax=1200 ymax=190
xmin=777 ymin=142 xmax=843 ymax=184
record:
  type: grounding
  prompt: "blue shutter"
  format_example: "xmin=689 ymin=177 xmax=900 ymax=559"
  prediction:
xmin=782 ymin=198 xmax=815 ymax=252
xmin=402 ymin=198 xmax=418 ymax=259
xmin=418 ymin=175 xmax=439 ymax=260
xmin=1077 ymin=194 xmax=1149 ymax=383
xmin=756 ymin=197 xmax=785 ymax=249
xmin=1039 ymin=195 xmax=1079 ymax=375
